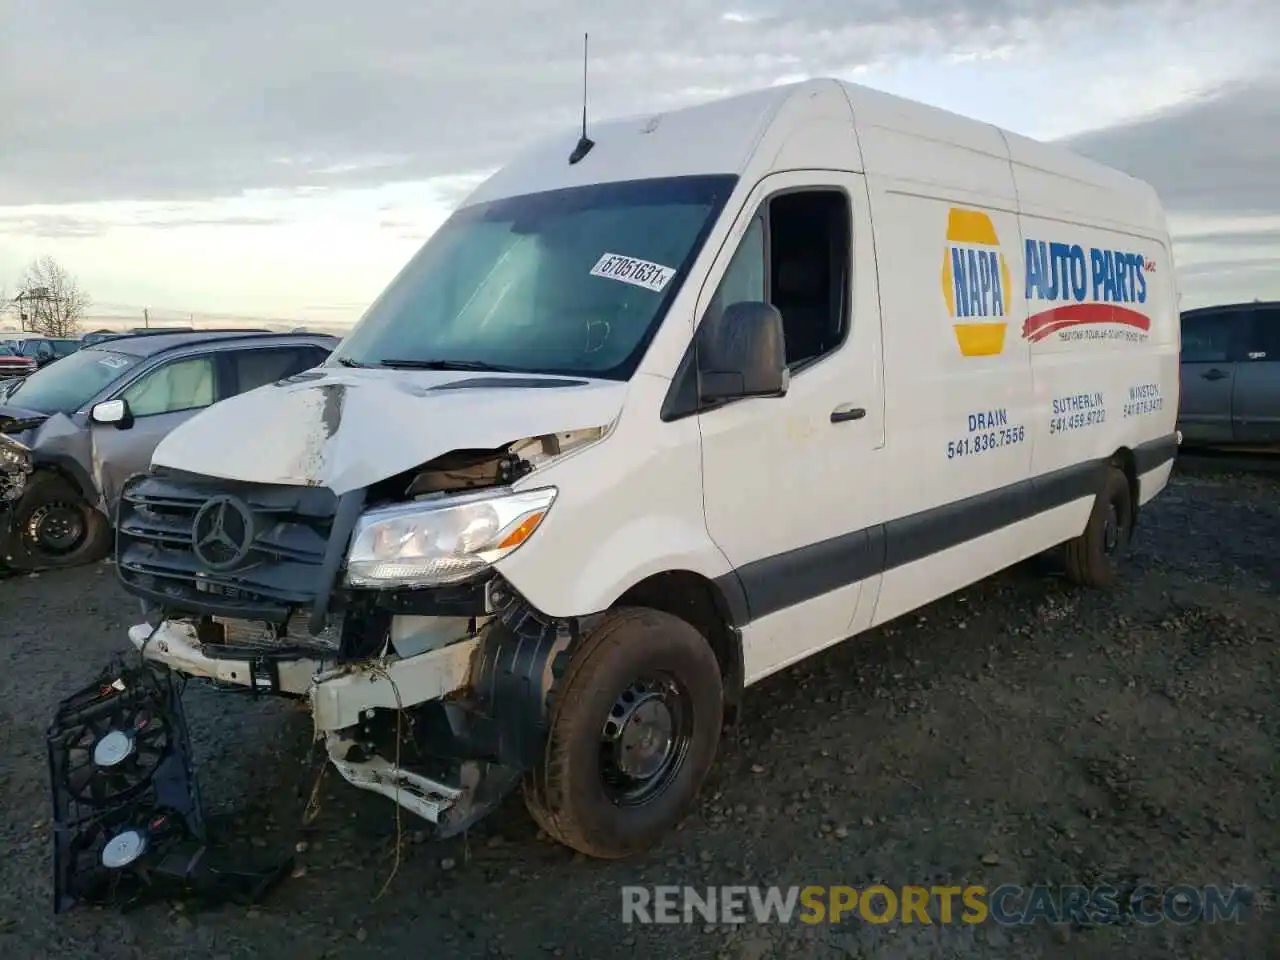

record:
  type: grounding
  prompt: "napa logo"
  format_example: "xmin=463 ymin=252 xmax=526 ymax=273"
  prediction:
xmin=940 ymin=208 xmax=1012 ymax=357
xmin=1021 ymin=239 xmax=1153 ymax=343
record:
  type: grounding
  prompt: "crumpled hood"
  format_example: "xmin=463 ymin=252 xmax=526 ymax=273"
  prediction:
xmin=0 ymin=403 xmax=52 ymax=438
xmin=151 ymin=367 xmax=629 ymax=494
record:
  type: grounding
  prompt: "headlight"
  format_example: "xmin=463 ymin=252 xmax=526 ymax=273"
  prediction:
xmin=0 ymin=435 xmax=32 ymax=474
xmin=345 ymin=486 xmax=557 ymax=588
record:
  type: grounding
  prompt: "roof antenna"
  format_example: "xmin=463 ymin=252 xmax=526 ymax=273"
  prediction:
xmin=568 ymin=32 xmax=595 ymax=165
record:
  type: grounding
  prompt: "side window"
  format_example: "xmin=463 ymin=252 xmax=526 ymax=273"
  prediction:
xmin=707 ymin=213 xmax=767 ymax=320
xmin=768 ymin=190 xmax=851 ymax=367
xmin=701 ymin=189 xmax=851 ymax=371
xmin=1180 ymin=312 xmax=1239 ymax=363
xmin=1243 ymin=307 xmax=1280 ymax=361
xmin=121 ymin=357 xmax=216 ymax=417
xmin=229 ymin=346 xmax=324 ymax=395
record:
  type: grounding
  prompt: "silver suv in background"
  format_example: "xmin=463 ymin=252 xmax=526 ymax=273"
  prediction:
xmin=0 ymin=329 xmax=338 ymax=571
xmin=1178 ymin=301 xmax=1280 ymax=450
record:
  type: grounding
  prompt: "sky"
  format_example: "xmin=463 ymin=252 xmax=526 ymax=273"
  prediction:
xmin=1 ymin=0 xmax=1277 ymax=330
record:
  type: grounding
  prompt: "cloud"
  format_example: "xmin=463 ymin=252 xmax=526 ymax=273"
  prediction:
xmin=1059 ymin=74 xmax=1280 ymax=218
xmin=0 ymin=212 xmax=288 ymax=238
xmin=1056 ymin=71 xmax=1280 ymax=304
xmin=1 ymin=0 xmax=1207 ymax=205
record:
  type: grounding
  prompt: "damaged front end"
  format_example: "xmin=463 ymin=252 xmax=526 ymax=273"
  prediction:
xmin=63 ymin=426 xmax=606 ymax=907
xmin=0 ymin=433 xmax=34 ymax=566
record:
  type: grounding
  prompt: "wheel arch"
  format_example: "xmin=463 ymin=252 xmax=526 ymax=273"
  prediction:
xmin=1109 ymin=446 xmax=1138 ymax=527
xmin=29 ymin=454 xmax=100 ymax=513
xmin=613 ymin=569 xmax=747 ymax=726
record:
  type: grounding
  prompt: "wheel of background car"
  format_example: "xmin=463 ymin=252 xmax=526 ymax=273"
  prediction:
xmin=4 ymin=472 xmax=110 ymax=572
xmin=522 ymin=607 xmax=724 ymax=858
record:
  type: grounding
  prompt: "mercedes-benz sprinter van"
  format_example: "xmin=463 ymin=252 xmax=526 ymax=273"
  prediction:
xmin=101 ymin=78 xmax=1180 ymax=859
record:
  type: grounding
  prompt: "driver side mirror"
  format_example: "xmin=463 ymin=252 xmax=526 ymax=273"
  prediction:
xmin=697 ymin=301 xmax=789 ymax=404
xmin=91 ymin=398 xmax=134 ymax=430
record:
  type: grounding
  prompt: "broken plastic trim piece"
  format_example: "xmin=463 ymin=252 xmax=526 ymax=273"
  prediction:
xmin=324 ymin=731 xmax=461 ymax=823
xmin=323 ymin=732 xmax=522 ymax=839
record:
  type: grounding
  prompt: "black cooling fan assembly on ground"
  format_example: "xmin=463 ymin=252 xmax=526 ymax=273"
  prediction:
xmin=47 ymin=656 xmax=293 ymax=913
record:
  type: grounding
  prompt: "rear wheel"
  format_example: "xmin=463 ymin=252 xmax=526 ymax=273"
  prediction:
xmin=4 ymin=472 xmax=111 ymax=571
xmin=1064 ymin=466 xmax=1133 ymax=588
xmin=522 ymin=608 xmax=723 ymax=858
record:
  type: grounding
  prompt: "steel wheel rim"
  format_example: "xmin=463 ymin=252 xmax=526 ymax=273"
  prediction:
xmin=25 ymin=500 xmax=86 ymax=555
xmin=599 ymin=674 xmax=694 ymax=807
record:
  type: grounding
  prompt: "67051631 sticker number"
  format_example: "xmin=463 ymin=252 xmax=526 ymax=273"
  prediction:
xmin=589 ymin=252 xmax=676 ymax=293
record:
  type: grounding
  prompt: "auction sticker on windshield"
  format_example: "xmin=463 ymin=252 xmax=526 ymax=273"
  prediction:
xmin=590 ymin=252 xmax=676 ymax=293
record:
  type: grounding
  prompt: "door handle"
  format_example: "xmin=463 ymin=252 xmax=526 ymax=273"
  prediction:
xmin=1202 ymin=368 xmax=1229 ymax=381
xmin=830 ymin=404 xmax=866 ymax=423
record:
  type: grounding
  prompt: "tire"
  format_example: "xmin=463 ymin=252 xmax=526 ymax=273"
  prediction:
xmin=1063 ymin=466 xmax=1133 ymax=588
xmin=522 ymin=607 xmax=724 ymax=859
xmin=3 ymin=472 xmax=111 ymax=571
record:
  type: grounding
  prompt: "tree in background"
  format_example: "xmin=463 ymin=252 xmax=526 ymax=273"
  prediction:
xmin=14 ymin=256 xmax=90 ymax=336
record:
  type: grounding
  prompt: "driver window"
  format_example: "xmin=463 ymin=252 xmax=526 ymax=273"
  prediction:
xmin=121 ymin=357 xmax=215 ymax=417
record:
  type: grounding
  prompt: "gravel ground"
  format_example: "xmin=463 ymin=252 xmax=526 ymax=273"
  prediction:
xmin=1 ymin=464 xmax=1276 ymax=959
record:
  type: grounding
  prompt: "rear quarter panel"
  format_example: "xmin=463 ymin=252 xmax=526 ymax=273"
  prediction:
xmin=1005 ymin=137 xmax=1179 ymax=499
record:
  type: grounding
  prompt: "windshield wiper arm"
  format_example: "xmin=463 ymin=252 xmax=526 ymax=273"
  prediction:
xmin=379 ymin=358 xmax=523 ymax=373
xmin=334 ymin=356 xmax=377 ymax=368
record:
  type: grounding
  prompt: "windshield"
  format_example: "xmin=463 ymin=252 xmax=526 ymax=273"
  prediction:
xmin=333 ymin=174 xmax=737 ymax=380
xmin=3 ymin=348 xmax=140 ymax=414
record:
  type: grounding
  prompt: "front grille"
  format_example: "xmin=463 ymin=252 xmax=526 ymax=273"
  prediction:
xmin=116 ymin=471 xmax=343 ymax=622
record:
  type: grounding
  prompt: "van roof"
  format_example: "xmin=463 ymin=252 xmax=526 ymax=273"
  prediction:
xmin=463 ymin=78 xmax=1163 ymax=236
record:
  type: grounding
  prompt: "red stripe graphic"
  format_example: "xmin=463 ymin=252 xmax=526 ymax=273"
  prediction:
xmin=1023 ymin=303 xmax=1150 ymax=342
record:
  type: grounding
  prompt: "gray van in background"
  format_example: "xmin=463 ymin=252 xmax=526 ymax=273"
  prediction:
xmin=1178 ymin=301 xmax=1280 ymax=449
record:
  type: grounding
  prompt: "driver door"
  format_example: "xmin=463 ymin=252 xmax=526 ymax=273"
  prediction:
xmin=91 ymin=354 xmax=222 ymax=512
xmin=695 ymin=171 xmax=886 ymax=683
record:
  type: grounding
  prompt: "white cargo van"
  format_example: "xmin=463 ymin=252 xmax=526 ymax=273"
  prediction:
xmin=111 ymin=78 xmax=1179 ymax=858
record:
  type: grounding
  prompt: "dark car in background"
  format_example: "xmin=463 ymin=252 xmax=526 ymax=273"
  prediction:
xmin=1178 ymin=300 xmax=1280 ymax=449
xmin=0 ymin=329 xmax=338 ymax=570
xmin=17 ymin=336 xmax=81 ymax=369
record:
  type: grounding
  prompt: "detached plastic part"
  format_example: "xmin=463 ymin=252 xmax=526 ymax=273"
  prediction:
xmin=46 ymin=656 xmax=292 ymax=912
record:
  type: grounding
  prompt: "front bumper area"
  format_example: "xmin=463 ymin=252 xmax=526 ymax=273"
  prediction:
xmin=126 ymin=615 xmax=541 ymax=839
xmin=127 ymin=620 xmax=478 ymax=731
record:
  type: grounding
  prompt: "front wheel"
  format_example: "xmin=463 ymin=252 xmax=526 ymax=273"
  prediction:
xmin=4 ymin=472 xmax=111 ymax=571
xmin=522 ymin=607 xmax=724 ymax=859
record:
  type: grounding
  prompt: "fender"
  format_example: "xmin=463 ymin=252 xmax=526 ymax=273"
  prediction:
xmin=29 ymin=453 xmax=102 ymax=514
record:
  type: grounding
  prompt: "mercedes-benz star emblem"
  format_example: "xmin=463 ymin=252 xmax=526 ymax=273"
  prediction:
xmin=190 ymin=494 xmax=256 ymax=571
